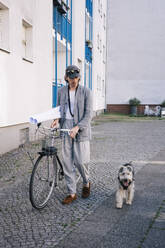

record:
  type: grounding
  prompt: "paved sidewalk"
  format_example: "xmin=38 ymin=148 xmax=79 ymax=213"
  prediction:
xmin=57 ymin=151 xmax=165 ymax=248
xmin=0 ymin=118 xmax=165 ymax=247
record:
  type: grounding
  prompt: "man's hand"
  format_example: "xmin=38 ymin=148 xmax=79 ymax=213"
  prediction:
xmin=70 ymin=126 xmax=79 ymax=139
xmin=51 ymin=119 xmax=59 ymax=128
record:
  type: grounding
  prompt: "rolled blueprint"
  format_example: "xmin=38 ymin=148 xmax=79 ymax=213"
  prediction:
xmin=29 ymin=106 xmax=61 ymax=124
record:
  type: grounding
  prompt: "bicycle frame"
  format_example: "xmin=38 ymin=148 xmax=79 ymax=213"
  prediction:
xmin=36 ymin=124 xmax=81 ymax=183
xmin=27 ymin=123 xmax=81 ymax=209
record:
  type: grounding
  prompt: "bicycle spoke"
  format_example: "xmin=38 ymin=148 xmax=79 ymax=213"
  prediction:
xmin=29 ymin=155 xmax=58 ymax=209
xmin=28 ymin=125 xmax=70 ymax=209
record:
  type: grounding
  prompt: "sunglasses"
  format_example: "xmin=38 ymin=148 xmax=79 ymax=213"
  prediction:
xmin=66 ymin=69 xmax=80 ymax=75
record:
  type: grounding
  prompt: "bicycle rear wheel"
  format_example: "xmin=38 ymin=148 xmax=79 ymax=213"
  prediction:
xmin=29 ymin=154 xmax=58 ymax=209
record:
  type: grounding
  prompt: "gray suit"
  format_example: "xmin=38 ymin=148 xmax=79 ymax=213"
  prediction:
xmin=57 ymin=84 xmax=93 ymax=194
xmin=57 ymin=84 xmax=93 ymax=141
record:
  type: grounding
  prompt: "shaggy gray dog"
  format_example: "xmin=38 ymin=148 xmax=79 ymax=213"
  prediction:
xmin=116 ymin=163 xmax=135 ymax=209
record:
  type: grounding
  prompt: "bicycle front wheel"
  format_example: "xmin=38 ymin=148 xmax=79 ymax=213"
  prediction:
xmin=29 ymin=155 xmax=58 ymax=209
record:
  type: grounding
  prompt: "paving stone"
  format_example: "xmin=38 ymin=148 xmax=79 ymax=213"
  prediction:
xmin=0 ymin=120 xmax=165 ymax=247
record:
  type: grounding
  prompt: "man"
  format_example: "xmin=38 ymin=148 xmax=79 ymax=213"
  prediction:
xmin=51 ymin=65 xmax=93 ymax=204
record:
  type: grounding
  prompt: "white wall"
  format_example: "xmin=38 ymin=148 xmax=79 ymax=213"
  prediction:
xmin=106 ymin=0 xmax=165 ymax=105
xmin=92 ymin=0 xmax=107 ymax=111
xmin=0 ymin=0 xmax=108 ymax=153
xmin=0 ymin=0 xmax=53 ymax=127
xmin=72 ymin=0 xmax=85 ymax=85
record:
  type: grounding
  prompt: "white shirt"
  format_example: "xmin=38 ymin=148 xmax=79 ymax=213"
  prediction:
xmin=66 ymin=90 xmax=75 ymax=119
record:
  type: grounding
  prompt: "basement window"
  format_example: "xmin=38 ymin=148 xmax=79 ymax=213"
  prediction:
xmin=20 ymin=128 xmax=29 ymax=145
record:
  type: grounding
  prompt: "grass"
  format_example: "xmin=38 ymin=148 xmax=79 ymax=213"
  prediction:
xmin=137 ymin=200 xmax=165 ymax=248
xmin=92 ymin=112 xmax=164 ymax=125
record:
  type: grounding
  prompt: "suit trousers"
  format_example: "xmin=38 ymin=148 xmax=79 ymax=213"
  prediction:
xmin=62 ymin=119 xmax=90 ymax=194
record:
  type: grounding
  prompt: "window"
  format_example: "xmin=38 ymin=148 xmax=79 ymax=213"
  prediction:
xmin=86 ymin=12 xmax=92 ymax=44
xmin=97 ymin=75 xmax=99 ymax=90
xmin=97 ymin=75 xmax=101 ymax=91
xmin=103 ymin=13 xmax=106 ymax=29
xmin=77 ymin=58 xmax=82 ymax=84
xmin=98 ymin=0 xmax=101 ymax=13
xmin=67 ymin=0 xmax=71 ymax=21
xmin=86 ymin=61 xmax=90 ymax=88
xmin=89 ymin=16 xmax=92 ymax=42
xmin=97 ymin=34 xmax=99 ymax=49
xmin=98 ymin=0 xmax=102 ymax=17
xmin=22 ymin=19 xmax=33 ymax=62
xmin=100 ymin=2 xmax=102 ymax=18
xmin=0 ymin=2 xmax=9 ymax=52
xmin=102 ymin=79 xmax=105 ymax=97
xmin=86 ymin=11 xmax=90 ymax=41
xmin=103 ymin=45 xmax=106 ymax=63
xmin=100 ymin=39 xmax=102 ymax=53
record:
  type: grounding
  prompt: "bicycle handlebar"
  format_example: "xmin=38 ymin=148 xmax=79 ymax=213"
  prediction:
xmin=36 ymin=123 xmax=71 ymax=135
xmin=51 ymin=128 xmax=71 ymax=135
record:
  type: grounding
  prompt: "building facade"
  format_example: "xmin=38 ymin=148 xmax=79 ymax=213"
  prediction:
xmin=0 ymin=0 xmax=107 ymax=154
xmin=106 ymin=0 xmax=165 ymax=114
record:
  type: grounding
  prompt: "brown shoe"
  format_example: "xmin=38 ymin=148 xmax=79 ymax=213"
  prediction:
xmin=62 ymin=195 xmax=77 ymax=205
xmin=82 ymin=182 xmax=91 ymax=198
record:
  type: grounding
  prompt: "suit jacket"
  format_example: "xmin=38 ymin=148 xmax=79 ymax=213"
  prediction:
xmin=57 ymin=84 xmax=93 ymax=142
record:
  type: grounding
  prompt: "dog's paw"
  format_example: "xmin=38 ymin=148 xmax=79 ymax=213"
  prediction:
xmin=116 ymin=204 xmax=123 ymax=209
xmin=126 ymin=201 xmax=132 ymax=205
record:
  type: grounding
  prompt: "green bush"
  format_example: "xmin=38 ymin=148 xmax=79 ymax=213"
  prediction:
xmin=129 ymin=98 xmax=141 ymax=106
xmin=160 ymin=100 xmax=165 ymax=107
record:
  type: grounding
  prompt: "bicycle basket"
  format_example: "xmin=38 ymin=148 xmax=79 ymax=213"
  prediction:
xmin=41 ymin=135 xmax=57 ymax=154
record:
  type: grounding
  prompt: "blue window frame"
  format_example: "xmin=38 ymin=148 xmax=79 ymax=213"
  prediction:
xmin=52 ymin=0 xmax=72 ymax=107
xmin=85 ymin=0 xmax=93 ymax=89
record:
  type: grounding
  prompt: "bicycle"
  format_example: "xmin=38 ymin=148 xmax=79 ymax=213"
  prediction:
xmin=27 ymin=123 xmax=81 ymax=210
